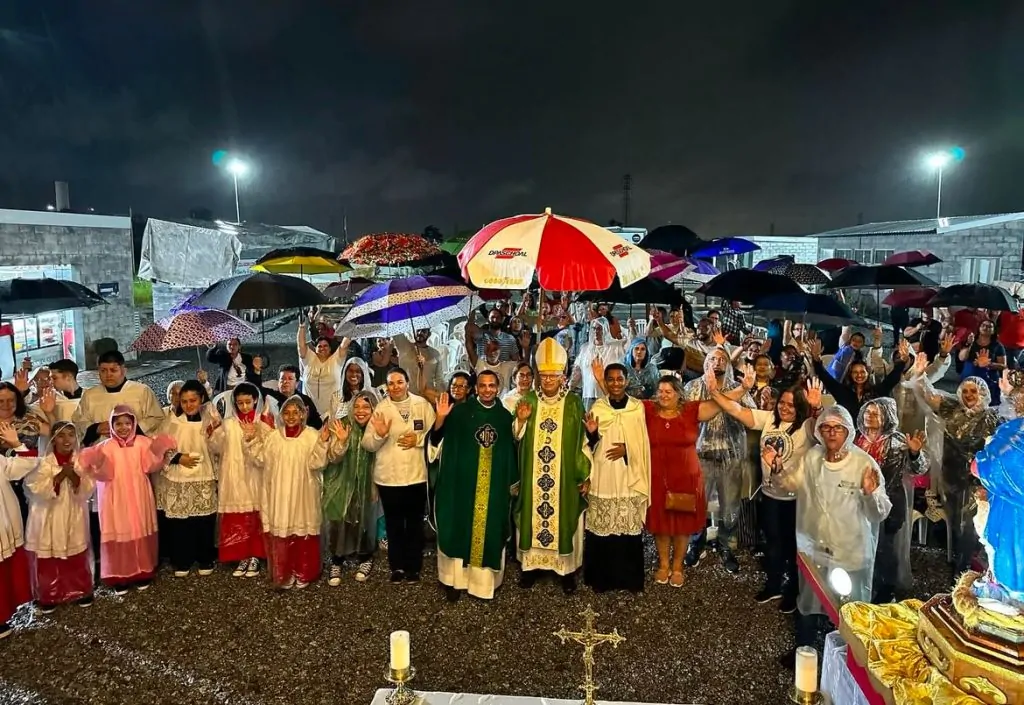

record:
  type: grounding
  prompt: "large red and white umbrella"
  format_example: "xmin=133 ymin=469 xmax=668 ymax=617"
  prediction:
xmin=457 ymin=208 xmax=651 ymax=290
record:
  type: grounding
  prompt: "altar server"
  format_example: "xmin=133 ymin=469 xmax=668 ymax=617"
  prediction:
xmin=24 ymin=421 xmax=95 ymax=610
xmin=79 ymin=406 xmax=175 ymax=594
xmin=241 ymin=396 xmax=332 ymax=590
xmin=0 ymin=424 xmax=40 ymax=638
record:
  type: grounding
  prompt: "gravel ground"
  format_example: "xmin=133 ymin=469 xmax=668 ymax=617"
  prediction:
xmin=0 ymin=356 xmax=958 ymax=705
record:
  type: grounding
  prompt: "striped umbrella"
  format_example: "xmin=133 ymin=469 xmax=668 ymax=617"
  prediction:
xmin=647 ymin=250 xmax=693 ymax=282
xmin=457 ymin=208 xmax=650 ymax=290
xmin=665 ymin=257 xmax=719 ymax=284
xmin=337 ymin=275 xmax=473 ymax=338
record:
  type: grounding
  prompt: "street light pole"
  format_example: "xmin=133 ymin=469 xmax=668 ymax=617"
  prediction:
xmin=925 ymin=152 xmax=952 ymax=221
xmin=232 ymin=171 xmax=241 ymax=223
xmin=935 ymin=163 xmax=943 ymax=221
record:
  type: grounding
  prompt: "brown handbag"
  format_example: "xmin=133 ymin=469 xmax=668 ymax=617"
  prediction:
xmin=665 ymin=490 xmax=698 ymax=513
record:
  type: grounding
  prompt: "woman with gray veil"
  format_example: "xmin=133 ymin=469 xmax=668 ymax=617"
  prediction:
xmin=774 ymin=405 xmax=891 ymax=668
xmin=323 ymin=357 xmax=376 ymax=421
xmin=913 ymin=357 xmax=1000 ymax=574
xmin=322 ymin=391 xmax=379 ymax=585
xmin=852 ymin=397 xmax=927 ymax=603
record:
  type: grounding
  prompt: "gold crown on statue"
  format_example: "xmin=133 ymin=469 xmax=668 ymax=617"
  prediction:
xmin=536 ymin=337 xmax=568 ymax=374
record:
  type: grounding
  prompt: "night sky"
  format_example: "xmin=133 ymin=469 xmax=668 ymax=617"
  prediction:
xmin=2 ymin=1 xmax=1022 ymax=239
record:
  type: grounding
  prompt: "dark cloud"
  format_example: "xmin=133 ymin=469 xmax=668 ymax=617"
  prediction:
xmin=1 ymin=1 xmax=1023 ymax=237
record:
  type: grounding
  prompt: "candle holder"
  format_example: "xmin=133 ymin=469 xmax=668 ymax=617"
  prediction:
xmin=788 ymin=686 xmax=827 ymax=704
xmin=383 ymin=666 xmax=419 ymax=705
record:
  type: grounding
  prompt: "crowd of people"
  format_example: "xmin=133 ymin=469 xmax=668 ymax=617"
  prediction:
xmin=0 ymin=296 xmax=1020 ymax=670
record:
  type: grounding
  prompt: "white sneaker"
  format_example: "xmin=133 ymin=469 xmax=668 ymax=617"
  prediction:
xmin=328 ymin=565 xmax=343 ymax=586
xmin=232 ymin=560 xmax=247 ymax=578
xmin=294 ymin=579 xmax=309 ymax=590
xmin=355 ymin=561 xmax=372 ymax=582
xmin=197 ymin=566 xmax=215 ymax=576
xmin=280 ymin=576 xmax=296 ymax=590
xmin=173 ymin=569 xmax=190 ymax=578
xmin=244 ymin=558 xmax=260 ymax=578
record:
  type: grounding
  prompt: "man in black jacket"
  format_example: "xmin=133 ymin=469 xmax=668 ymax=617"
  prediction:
xmin=206 ymin=338 xmax=262 ymax=393
xmin=262 ymin=364 xmax=322 ymax=429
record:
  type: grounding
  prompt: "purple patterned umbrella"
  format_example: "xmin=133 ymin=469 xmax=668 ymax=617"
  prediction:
xmin=665 ymin=257 xmax=719 ymax=284
xmin=753 ymin=255 xmax=794 ymax=272
xmin=129 ymin=309 xmax=254 ymax=352
xmin=338 ymin=275 xmax=473 ymax=338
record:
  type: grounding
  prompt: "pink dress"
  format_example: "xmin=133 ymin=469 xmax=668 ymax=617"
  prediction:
xmin=80 ymin=435 xmax=173 ymax=582
xmin=644 ymin=401 xmax=707 ymax=536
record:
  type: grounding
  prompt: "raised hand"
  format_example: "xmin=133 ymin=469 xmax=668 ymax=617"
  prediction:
xmin=805 ymin=377 xmax=823 ymax=408
xmin=340 ymin=337 xmax=352 ymax=350
xmin=516 ymin=399 xmax=532 ymax=422
xmin=912 ymin=352 xmax=929 ymax=377
xmin=808 ymin=338 xmax=823 ymax=361
xmin=966 ymin=333 xmax=976 ymax=348
xmin=975 ymin=348 xmax=991 ymax=368
xmin=861 ymin=465 xmax=880 ymax=495
xmin=590 ymin=357 xmax=604 ymax=381
xmin=38 ymin=386 xmax=57 ymax=415
xmin=711 ymin=329 xmax=726 ymax=347
xmin=906 ymin=430 xmax=926 ymax=454
xmin=436 ymin=393 xmax=453 ymax=420
xmin=239 ymin=419 xmax=257 ymax=440
xmin=1000 ymin=369 xmax=1014 ymax=397
xmin=703 ymin=367 xmax=719 ymax=394
xmin=319 ymin=422 xmax=333 ymax=442
xmin=741 ymin=363 xmax=756 ymax=391
xmin=196 ymin=369 xmax=208 ymax=385
xmin=897 ymin=338 xmax=911 ymax=362
xmin=205 ymin=418 xmax=221 ymax=438
xmin=939 ymin=334 xmax=954 ymax=356
xmin=13 ymin=368 xmax=29 ymax=394
xmin=330 ymin=419 xmax=350 ymax=446
xmin=583 ymin=412 xmax=599 ymax=434
xmin=0 ymin=422 xmax=19 ymax=449
xmin=370 ymin=411 xmax=391 ymax=438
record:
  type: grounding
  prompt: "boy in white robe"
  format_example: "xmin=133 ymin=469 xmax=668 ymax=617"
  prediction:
xmin=24 ymin=421 xmax=95 ymax=610
xmin=0 ymin=423 xmax=40 ymax=639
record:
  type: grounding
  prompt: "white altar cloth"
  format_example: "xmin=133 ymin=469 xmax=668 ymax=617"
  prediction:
xmin=820 ymin=631 xmax=869 ymax=705
xmin=371 ymin=690 xmax=691 ymax=705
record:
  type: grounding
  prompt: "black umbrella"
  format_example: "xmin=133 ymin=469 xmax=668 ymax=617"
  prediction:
xmin=641 ymin=224 xmax=704 ymax=256
xmin=323 ymin=277 xmax=375 ymax=301
xmin=754 ymin=292 xmax=865 ymax=327
xmin=578 ymin=277 xmax=683 ymax=306
xmin=190 ymin=272 xmax=328 ymax=310
xmin=695 ymin=269 xmax=803 ymax=304
xmin=768 ymin=263 xmax=831 ymax=286
xmin=823 ymin=265 xmax=937 ymax=291
xmin=0 ymin=278 xmax=107 ymax=316
xmin=928 ymin=284 xmax=1019 ymax=313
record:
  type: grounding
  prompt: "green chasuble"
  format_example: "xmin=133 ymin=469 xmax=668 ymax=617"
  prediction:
xmin=515 ymin=391 xmax=591 ymax=555
xmin=434 ymin=398 xmax=519 ymax=571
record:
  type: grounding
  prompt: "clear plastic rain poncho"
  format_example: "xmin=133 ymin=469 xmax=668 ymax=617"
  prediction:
xmin=623 ymin=336 xmax=660 ymax=399
xmin=794 ymin=405 xmax=892 ymax=616
xmin=23 ymin=420 xmax=95 ymax=605
xmin=323 ymin=357 xmax=377 ymax=420
xmin=854 ymin=398 xmax=928 ymax=593
xmin=683 ymin=347 xmax=754 ymax=467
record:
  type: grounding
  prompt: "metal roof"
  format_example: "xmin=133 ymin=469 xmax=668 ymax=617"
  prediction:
xmin=812 ymin=212 xmax=1024 ymax=238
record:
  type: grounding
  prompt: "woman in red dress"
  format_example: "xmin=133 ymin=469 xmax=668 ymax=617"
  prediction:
xmin=645 ymin=375 xmax=719 ymax=588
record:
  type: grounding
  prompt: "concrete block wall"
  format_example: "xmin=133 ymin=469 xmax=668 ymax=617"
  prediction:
xmin=818 ymin=223 xmax=1024 ymax=285
xmin=746 ymin=236 xmax=820 ymax=264
xmin=0 ymin=222 xmax=137 ymax=367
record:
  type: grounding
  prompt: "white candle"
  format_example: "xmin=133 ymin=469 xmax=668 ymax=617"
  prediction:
xmin=390 ymin=630 xmax=410 ymax=671
xmin=794 ymin=646 xmax=818 ymax=693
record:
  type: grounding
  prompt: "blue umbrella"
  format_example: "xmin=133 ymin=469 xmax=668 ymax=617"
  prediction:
xmin=339 ymin=275 xmax=473 ymax=338
xmin=755 ymin=292 xmax=864 ymax=326
xmin=690 ymin=237 xmax=761 ymax=259
xmin=752 ymin=255 xmax=794 ymax=272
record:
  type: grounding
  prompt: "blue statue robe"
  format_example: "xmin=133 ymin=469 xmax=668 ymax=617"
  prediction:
xmin=975 ymin=418 xmax=1024 ymax=594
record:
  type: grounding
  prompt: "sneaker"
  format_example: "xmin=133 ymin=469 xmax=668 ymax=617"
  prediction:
xmin=280 ymin=576 xmax=296 ymax=590
xmin=76 ymin=596 xmax=94 ymax=608
xmin=684 ymin=543 xmax=705 ymax=568
xmin=112 ymin=585 xmax=130 ymax=596
xmin=294 ymin=579 xmax=309 ymax=590
xmin=721 ymin=549 xmax=740 ymax=574
xmin=755 ymin=586 xmax=782 ymax=604
xmin=173 ymin=569 xmax=190 ymax=578
xmin=389 ymin=570 xmax=405 ymax=583
xmin=244 ymin=558 xmax=260 ymax=578
xmin=232 ymin=560 xmax=248 ymax=578
xmin=0 ymin=622 xmax=11 ymax=640
xmin=35 ymin=602 xmax=57 ymax=615
xmin=135 ymin=579 xmax=153 ymax=591
xmin=779 ymin=592 xmax=798 ymax=615
xmin=197 ymin=564 xmax=215 ymax=576
xmin=328 ymin=565 xmax=343 ymax=587
xmin=355 ymin=561 xmax=372 ymax=582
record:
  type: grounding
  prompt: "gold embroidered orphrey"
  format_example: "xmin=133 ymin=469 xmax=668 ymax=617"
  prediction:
xmin=554 ymin=605 xmax=626 ymax=705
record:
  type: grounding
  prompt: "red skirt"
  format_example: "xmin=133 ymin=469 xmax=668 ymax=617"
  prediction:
xmin=218 ymin=512 xmax=267 ymax=562
xmin=0 ymin=547 xmax=32 ymax=623
xmin=265 ymin=534 xmax=320 ymax=586
xmin=28 ymin=550 xmax=93 ymax=605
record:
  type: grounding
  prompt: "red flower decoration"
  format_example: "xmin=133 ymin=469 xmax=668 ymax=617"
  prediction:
xmin=340 ymin=233 xmax=441 ymax=266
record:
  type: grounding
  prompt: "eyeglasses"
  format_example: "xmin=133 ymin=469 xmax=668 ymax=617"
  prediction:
xmin=819 ymin=424 xmax=846 ymax=434
xmin=450 ymin=382 xmax=470 ymax=390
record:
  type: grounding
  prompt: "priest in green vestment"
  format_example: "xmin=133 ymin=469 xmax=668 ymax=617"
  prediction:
xmin=429 ymin=370 xmax=519 ymax=601
xmin=513 ymin=338 xmax=592 ymax=595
